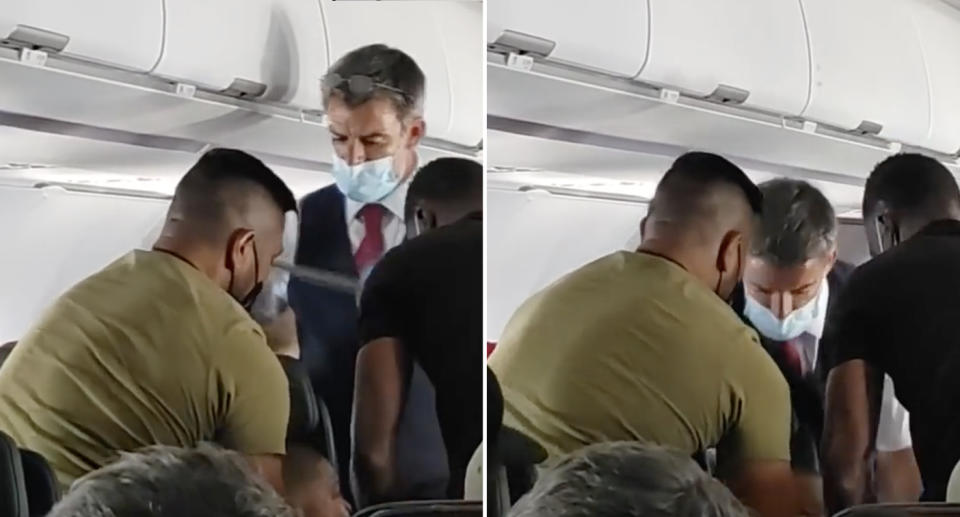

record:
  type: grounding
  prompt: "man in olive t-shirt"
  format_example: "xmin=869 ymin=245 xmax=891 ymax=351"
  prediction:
xmin=489 ymin=153 xmax=795 ymax=517
xmin=0 ymin=149 xmax=296 ymax=491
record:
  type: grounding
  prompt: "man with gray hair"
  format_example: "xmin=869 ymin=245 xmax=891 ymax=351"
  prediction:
xmin=739 ymin=178 xmax=919 ymax=513
xmin=509 ymin=442 xmax=749 ymax=517
xmin=290 ymin=43 xmax=447 ymax=503
xmin=48 ymin=444 xmax=293 ymax=517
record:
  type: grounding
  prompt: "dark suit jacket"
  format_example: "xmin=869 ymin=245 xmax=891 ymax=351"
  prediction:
xmin=748 ymin=261 xmax=856 ymax=473
xmin=289 ymin=185 xmax=448 ymax=502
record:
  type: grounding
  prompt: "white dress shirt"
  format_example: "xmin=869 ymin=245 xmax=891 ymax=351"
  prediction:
xmin=784 ymin=279 xmax=913 ymax=452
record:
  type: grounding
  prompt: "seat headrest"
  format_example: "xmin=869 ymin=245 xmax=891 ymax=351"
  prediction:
xmin=20 ymin=449 xmax=59 ymax=516
xmin=0 ymin=431 xmax=28 ymax=517
xmin=277 ymin=355 xmax=320 ymax=441
xmin=487 ymin=368 xmax=503 ymax=452
xmin=355 ymin=500 xmax=482 ymax=517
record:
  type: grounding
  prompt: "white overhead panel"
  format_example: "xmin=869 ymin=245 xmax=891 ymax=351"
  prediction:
xmin=800 ymin=0 xmax=930 ymax=146
xmin=152 ymin=0 xmax=328 ymax=108
xmin=323 ymin=0 xmax=482 ymax=147
xmin=908 ymin=0 xmax=960 ymax=155
xmin=487 ymin=0 xmax=648 ymax=77
xmin=487 ymin=63 xmax=902 ymax=181
xmin=433 ymin=1 xmax=484 ymax=146
xmin=0 ymin=0 xmax=163 ymax=71
xmin=637 ymin=0 xmax=809 ymax=114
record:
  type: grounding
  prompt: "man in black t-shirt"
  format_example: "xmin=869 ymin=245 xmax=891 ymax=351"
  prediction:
xmin=822 ymin=154 xmax=960 ymax=510
xmin=351 ymin=158 xmax=482 ymax=507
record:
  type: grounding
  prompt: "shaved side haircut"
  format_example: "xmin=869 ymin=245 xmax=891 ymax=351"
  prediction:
xmin=169 ymin=149 xmax=297 ymax=241
xmin=646 ymin=152 xmax=761 ymax=244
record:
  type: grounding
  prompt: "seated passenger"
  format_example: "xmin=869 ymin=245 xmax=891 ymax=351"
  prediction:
xmin=0 ymin=149 xmax=295 ymax=491
xmin=352 ymin=157 xmax=483 ymax=505
xmin=48 ymin=444 xmax=293 ymax=517
xmin=740 ymin=179 xmax=920 ymax=512
xmin=488 ymin=152 xmax=795 ymax=516
xmin=822 ymin=154 xmax=960 ymax=507
xmin=509 ymin=441 xmax=749 ymax=517
xmin=284 ymin=445 xmax=351 ymax=517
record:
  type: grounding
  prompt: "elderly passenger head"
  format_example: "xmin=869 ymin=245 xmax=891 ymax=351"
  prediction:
xmin=48 ymin=444 xmax=294 ymax=517
xmin=508 ymin=442 xmax=749 ymax=517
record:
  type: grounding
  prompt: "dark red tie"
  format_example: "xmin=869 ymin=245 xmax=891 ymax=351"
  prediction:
xmin=354 ymin=204 xmax=385 ymax=275
xmin=781 ymin=339 xmax=804 ymax=378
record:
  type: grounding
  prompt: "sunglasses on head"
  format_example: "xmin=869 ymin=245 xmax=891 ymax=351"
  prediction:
xmin=323 ymin=73 xmax=408 ymax=100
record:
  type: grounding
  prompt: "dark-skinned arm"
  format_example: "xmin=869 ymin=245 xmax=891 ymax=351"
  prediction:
xmin=822 ymin=359 xmax=883 ymax=513
xmin=351 ymin=337 xmax=413 ymax=508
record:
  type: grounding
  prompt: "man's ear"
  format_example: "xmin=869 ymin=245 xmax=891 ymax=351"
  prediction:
xmin=405 ymin=116 xmax=425 ymax=149
xmin=717 ymin=230 xmax=742 ymax=273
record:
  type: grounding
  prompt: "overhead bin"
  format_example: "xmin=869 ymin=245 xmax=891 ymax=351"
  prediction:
xmin=0 ymin=0 xmax=163 ymax=71
xmin=907 ymin=0 xmax=960 ymax=155
xmin=151 ymin=0 xmax=328 ymax=110
xmin=323 ymin=0 xmax=480 ymax=148
xmin=636 ymin=0 xmax=810 ymax=115
xmin=432 ymin=2 xmax=484 ymax=146
xmin=486 ymin=0 xmax=650 ymax=77
xmin=800 ymin=0 xmax=930 ymax=146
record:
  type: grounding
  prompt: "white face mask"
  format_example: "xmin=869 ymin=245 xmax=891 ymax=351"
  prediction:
xmin=744 ymin=279 xmax=829 ymax=341
xmin=331 ymin=153 xmax=400 ymax=203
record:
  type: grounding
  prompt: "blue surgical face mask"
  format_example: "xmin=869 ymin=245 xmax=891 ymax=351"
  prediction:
xmin=331 ymin=153 xmax=400 ymax=203
xmin=744 ymin=280 xmax=829 ymax=341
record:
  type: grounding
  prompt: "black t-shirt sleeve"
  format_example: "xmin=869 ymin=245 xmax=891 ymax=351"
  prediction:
xmin=358 ymin=246 xmax=413 ymax=348
xmin=822 ymin=267 xmax=879 ymax=370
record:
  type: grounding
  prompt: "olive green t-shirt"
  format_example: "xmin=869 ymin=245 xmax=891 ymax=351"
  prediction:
xmin=0 ymin=250 xmax=289 ymax=487
xmin=488 ymin=251 xmax=790 ymax=466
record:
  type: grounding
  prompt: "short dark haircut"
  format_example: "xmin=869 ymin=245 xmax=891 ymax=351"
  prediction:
xmin=405 ymin=157 xmax=483 ymax=218
xmin=323 ymin=44 xmax=426 ymax=118
xmin=650 ymin=152 xmax=762 ymax=219
xmin=750 ymin=179 xmax=836 ymax=266
xmin=172 ymin=148 xmax=297 ymax=238
xmin=283 ymin=444 xmax=333 ymax=494
xmin=863 ymin=153 xmax=960 ymax=218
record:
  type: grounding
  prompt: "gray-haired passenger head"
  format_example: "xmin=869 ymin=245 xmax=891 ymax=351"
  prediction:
xmin=49 ymin=444 xmax=294 ymax=517
xmin=508 ymin=442 xmax=749 ymax=517
xmin=750 ymin=178 xmax=837 ymax=266
xmin=322 ymin=44 xmax=426 ymax=119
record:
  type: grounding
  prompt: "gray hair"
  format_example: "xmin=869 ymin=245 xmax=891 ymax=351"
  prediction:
xmin=322 ymin=44 xmax=426 ymax=118
xmin=508 ymin=442 xmax=749 ymax=517
xmin=49 ymin=444 xmax=294 ymax=517
xmin=750 ymin=178 xmax=837 ymax=266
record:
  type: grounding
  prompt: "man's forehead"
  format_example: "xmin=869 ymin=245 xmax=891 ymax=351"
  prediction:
xmin=326 ymin=96 xmax=402 ymax=135
xmin=745 ymin=255 xmax=829 ymax=288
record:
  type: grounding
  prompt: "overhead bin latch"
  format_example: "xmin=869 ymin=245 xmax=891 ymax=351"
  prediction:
xmin=221 ymin=78 xmax=268 ymax=99
xmin=491 ymin=30 xmax=556 ymax=59
xmin=854 ymin=120 xmax=883 ymax=137
xmin=6 ymin=25 xmax=69 ymax=53
xmin=705 ymin=84 xmax=750 ymax=105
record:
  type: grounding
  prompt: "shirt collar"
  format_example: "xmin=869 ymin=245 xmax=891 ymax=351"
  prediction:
xmin=345 ymin=180 xmax=409 ymax=222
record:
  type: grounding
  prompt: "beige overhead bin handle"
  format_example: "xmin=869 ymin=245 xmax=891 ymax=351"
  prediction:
xmin=6 ymin=25 xmax=69 ymax=52
xmin=491 ymin=30 xmax=556 ymax=58
xmin=854 ymin=120 xmax=883 ymax=137
xmin=704 ymin=84 xmax=750 ymax=105
xmin=220 ymin=78 xmax=267 ymax=99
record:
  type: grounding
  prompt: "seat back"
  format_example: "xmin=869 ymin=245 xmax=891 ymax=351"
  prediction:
xmin=0 ymin=431 xmax=28 ymax=517
xmin=834 ymin=503 xmax=960 ymax=516
xmin=354 ymin=500 xmax=481 ymax=517
xmin=277 ymin=355 xmax=338 ymax=471
xmin=20 ymin=449 xmax=59 ymax=516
